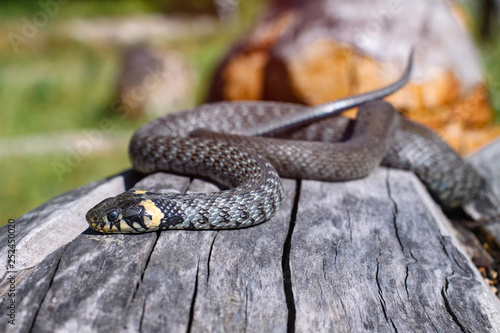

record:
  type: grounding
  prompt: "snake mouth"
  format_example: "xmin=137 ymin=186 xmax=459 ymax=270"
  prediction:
xmin=85 ymin=210 xmax=97 ymax=226
xmin=86 ymin=216 xmax=123 ymax=233
xmin=85 ymin=209 xmax=110 ymax=233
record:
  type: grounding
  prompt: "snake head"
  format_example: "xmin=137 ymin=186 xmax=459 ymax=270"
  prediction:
xmin=86 ymin=190 xmax=165 ymax=233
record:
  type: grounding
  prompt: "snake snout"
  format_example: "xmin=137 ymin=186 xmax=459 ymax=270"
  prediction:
xmin=85 ymin=205 xmax=111 ymax=233
xmin=85 ymin=210 xmax=98 ymax=224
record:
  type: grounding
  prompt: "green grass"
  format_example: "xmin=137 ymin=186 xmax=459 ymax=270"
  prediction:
xmin=1 ymin=152 xmax=132 ymax=221
xmin=465 ymin=0 xmax=500 ymax=122
xmin=0 ymin=0 xmax=266 ymax=225
xmin=481 ymin=40 xmax=500 ymax=122
xmin=0 ymin=0 xmax=159 ymax=19
xmin=1 ymin=43 xmax=121 ymax=136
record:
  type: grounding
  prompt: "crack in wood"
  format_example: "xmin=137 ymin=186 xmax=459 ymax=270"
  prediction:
xmin=386 ymin=171 xmax=419 ymax=301
xmin=426 ymin=315 xmax=440 ymax=333
xmin=317 ymin=277 xmax=325 ymax=305
xmin=375 ymin=256 xmax=390 ymax=325
xmin=345 ymin=207 xmax=353 ymax=242
xmin=206 ymin=232 xmax=218 ymax=284
xmin=130 ymin=231 xmax=160 ymax=333
xmin=282 ymin=179 xmax=300 ymax=333
xmin=374 ymin=234 xmax=398 ymax=332
xmin=440 ymin=236 xmax=476 ymax=331
xmin=186 ymin=263 xmax=200 ymax=333
xmin=404 ymin=264 xmax=411 ymax=300
xmin=244 ymin=286 xmax=249 ymax=333
xmin=138 ymin=296 xmax=147 ymax=333
xmin=452 ymin=253 xmax=471 ymax=275
xmin=29 ymin=244 xmax=68 ymax=331
xmin=441 ymin=274 xmax=468 ymax=333
xmin=439 ymin=237 xmax=470 ymax=274
xmin=390 ymin=318 xmax=399 ymax=333
xmin=439 ymin=237 xmax=452 ymax=259
xmin=403 ymin=247 xmax=418 ymax=301
xmin=385 ymin=171 xmax=404 ymax=254
xmin=321 ymin=258 xmax=328 ymax=281
xmin=332 ymin=243 xmax=339 ymax=267
xmin=335 ymin=289 xmax=349 ymax=323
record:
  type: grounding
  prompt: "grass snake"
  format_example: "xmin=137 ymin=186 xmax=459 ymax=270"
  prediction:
xmin=86 ymin=52 xmax=498 ymax=233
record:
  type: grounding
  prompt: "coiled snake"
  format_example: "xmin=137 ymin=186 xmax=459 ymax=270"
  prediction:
xmin=86 ymin=52 xmax=497 ymax=233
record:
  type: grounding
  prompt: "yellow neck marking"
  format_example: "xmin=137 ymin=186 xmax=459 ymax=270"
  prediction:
xmin=140 ymin=199 xmax=164 ymax=230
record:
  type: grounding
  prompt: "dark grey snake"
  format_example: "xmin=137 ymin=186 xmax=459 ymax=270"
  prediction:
xmin=86 ymin=52 xmax=498 ymax=233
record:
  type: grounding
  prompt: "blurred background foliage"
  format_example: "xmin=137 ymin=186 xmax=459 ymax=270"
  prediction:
xmin=0 ymin=0 xmax=266 ymax=222
xmin=0 ymin=0 xmax=499 ymax=224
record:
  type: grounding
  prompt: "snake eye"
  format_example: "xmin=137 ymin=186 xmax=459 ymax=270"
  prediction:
xmin=107 ymin=210 xmax=119 ymax=222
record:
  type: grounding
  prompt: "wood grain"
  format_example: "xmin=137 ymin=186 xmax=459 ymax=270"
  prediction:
xmin=1 ymin=142 xmax=500 ymax=331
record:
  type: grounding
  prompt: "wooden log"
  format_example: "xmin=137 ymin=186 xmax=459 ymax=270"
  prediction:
xmin=291 ymin=170 xmax=498 ymax=332
xmin=0 ymin=176 xmax=119 ymax=287
xmin=0 ymin=170 xmax=146 ymax=287
xmin=1 ymin=140 xmax=500 ymax=331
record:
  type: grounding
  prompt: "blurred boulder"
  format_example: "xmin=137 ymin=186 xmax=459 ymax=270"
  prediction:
xmin=116 ymin=44 xmax=194 ymax=118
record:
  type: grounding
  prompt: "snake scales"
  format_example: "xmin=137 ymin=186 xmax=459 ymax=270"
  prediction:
xmin=86 ymin=53 xmax=492 ymax=233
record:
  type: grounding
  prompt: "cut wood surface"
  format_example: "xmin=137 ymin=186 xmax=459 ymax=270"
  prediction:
xmin=1 ymin=139 xmax=500 ymax=332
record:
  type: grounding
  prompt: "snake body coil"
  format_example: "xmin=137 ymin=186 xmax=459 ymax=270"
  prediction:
xmin=86 ymin=53 xmax=488 ymax=233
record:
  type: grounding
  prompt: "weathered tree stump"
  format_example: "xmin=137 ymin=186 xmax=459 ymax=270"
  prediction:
xmin=1 ymin=137 xmax=500 ymax=332
xmin=208 ymin=0 xmax=500 ymax=154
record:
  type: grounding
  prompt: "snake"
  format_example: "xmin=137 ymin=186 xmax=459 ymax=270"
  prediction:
xmin=86 ymin=51 xmax=494 ymax=234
